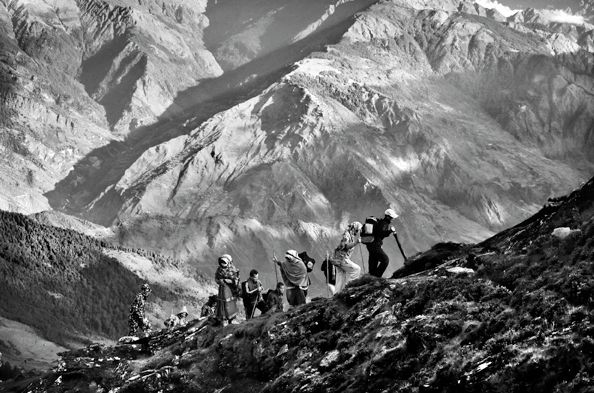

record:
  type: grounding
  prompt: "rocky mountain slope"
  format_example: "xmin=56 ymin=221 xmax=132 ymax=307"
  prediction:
xmin=10 ymin=175 xmax=593 ymax=393
xmin=0 ymin=210 xmax=215 ymax=370
xmin=39 ymin=0 xmax=594 ymax=281
xmin=0 ymin=0 xmax=222 ymax=213
xmin=1 ymin=0 xmax=593 ymax=370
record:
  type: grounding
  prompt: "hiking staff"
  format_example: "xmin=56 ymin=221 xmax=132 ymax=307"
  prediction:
xmin=393 ymin=233 xmax=407 ymax=261
xmin=325 ymin=250 xmax=330 ymax=298
xmin=250 ymin=293 xmax=259 ymax=319
xmin=358 ymin=244 xmax=366 ymax=274
xmin=272 ymin=250 xmax=280 ymax=284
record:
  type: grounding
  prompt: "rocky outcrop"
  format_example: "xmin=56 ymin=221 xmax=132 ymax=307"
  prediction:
xmin=18 ymin=177 xmax=594 ymax=392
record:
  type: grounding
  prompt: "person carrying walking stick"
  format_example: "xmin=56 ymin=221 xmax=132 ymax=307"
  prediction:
xmin=241 ymin=269 xmax=267 ymax=319
xmin=273 ymin=250 xmax=309 ymax=308
xmin=361 ymin=208 xmax=406 ymax=277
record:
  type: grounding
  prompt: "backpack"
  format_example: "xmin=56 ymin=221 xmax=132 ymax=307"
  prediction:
xmin=360 ymin=216 xmax=377 ymax=244
xmin=298 ymin=252 xmax=316 ymax=273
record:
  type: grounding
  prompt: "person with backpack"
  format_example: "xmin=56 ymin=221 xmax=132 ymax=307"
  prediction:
xmin=362 ymin=209 xmax=399 ymax=277
xmin=332 ymin=221 xmax=363 ymax=292
xmin=273 ymin=250 xmax=309 ymax=307
xmin=298 ymin=251 xmax=315 ymax=298
xmin=214 ymin=254 xmax=240 ymax=325
xmin=241 ymin=269 xmax=267 ymax=319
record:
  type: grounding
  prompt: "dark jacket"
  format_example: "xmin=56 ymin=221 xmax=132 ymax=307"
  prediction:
xmin=369 ymin=218 xmax=394 ymax=246
xmin=241 ymin=278 xmax=263 ymax=304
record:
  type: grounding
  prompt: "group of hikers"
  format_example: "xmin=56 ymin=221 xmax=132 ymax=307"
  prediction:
xmin=128 ymin=208 xmax=406 ymax=335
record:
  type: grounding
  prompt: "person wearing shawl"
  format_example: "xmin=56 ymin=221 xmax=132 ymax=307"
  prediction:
xmin=273 ymin=250 xmax=309 ymax=307
xmin=333 ymin=221 xmax=363 ymax=293
xmin=215 ymin=254 xmax=240 ymax=325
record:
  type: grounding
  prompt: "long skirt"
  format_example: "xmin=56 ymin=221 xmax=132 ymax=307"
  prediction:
xmin=334 ymin=257 xmax=362 ymax=293
xmin=286 ymin=287 xmax=307 ymax=306
xmin=216 ymin=283 xmax=238 ymax=321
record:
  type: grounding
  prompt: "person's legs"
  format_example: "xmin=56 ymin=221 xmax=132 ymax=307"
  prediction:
xmin=298 ymin=289 xmax=307 ymax=305
xmin=140 ymin=317 xmax=151 ymax=333
xmin=244 ymin=302 xmax=255 ymax=319
xmin=375 ymin=247 xmax=390 ymax=277
xmin=128 ymin=315 xmax=139 ymax=336
xmin=342 ymin=258 xmax=362 ymax=284
xmin=335 ymin=263 xmax=347 ymax=292
xmin=368 ymin=247 xmax=380 ymax=277
xmin=286 ymin=288 xmax=298 ymax=307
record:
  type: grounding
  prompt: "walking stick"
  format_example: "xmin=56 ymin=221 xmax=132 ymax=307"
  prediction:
xmin=272 ymin=251 xmax=280 ymax=284
xmin=393 ymin=233 xmax=407 ymax=261
xmin=358 ymin=244 xmax=366 ymax=274
xmin=250 ymin=291 xmax=259 ymax=320
xmin=325 ymin=250 xmax=330 ymax=298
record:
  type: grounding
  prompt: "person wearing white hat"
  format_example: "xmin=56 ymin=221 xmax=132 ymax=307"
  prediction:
xmin=164 ymin=306 xmax=189 ymax=329
xmin=273 ymin=250 xmax=308 ymax=307
xmin=176 ymin=306 xmax=189 ymax=326
xmin=365 ymin=208 xmax=399 ymax=277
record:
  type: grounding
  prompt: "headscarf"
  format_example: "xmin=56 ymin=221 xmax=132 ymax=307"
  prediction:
xmin=216 ymin=254 xmax=239 ymax=283
xmin=339 ymin=221 xmax=362 ymax=249
xmin=334 ymin=221 xmax=362 ymax=261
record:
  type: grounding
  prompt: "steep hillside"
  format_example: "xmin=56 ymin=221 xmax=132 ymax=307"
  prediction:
xmin=48 ymin=0 xmax=594 ymax=282
xmin=0 ymin=210 xmax=214 ymax=369
xmin=14 ymin=176 xmax=593 ymax=393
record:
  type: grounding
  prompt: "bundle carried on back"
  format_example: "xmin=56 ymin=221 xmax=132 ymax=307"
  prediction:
xmin=361 ymin=216 xmax=378 ymax=244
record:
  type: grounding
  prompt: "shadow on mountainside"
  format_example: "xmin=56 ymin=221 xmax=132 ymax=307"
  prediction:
xmin=44 ymin=12 xmax=371 ymax=226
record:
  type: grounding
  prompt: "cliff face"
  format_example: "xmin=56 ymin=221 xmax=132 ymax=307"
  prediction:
xmin=16 ymin=176 xmax=594 ymax=393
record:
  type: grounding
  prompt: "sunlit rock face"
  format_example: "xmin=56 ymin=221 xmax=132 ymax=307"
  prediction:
xmin=1 ymin=0 xmax=593 ymax=281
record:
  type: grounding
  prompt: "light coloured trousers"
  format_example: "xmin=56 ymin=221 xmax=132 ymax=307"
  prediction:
xmin=335 ymin=258 xmax=361 ymax=293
